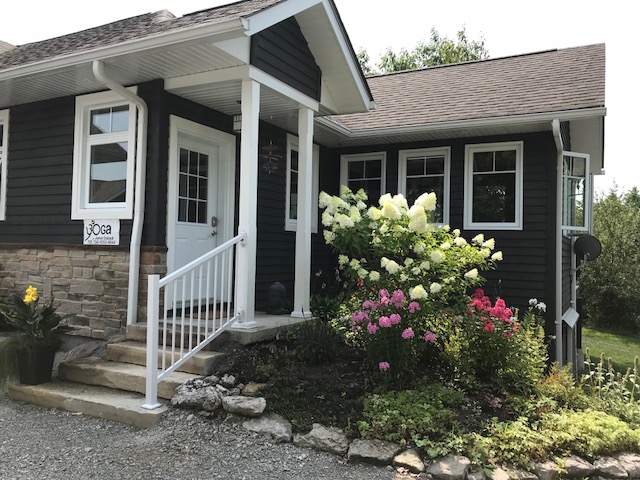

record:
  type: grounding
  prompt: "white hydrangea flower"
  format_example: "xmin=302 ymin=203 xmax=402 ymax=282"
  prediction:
xmin=367 ymin=207 xmax=382 ymax=221
xmin=408 ymin=205 xmax=425 ymax=219
xmin=441 ymin=241 xmax=451 ymax=250
xmin=379 ymin=223 xmax=389 ymax=234
xmin=453 ymin=228 xmax=461 ymax=237
xmin=339 ymin=185 xmax=352 ymax=198
xmin=338 ymin=255 xmax=349 ymax=266
xmin=349 ymin=258 xmax=361 ymax=269
xmin=491 ymin=251 xmax=503 ymax=261
xmin=323 ymin=230 xmax=335 ymax=244
xmin=413 ymin=242 xmax=426 ymax=254
xmin=481 ymin=248 xmax=491 ymax=258
xmin=356 ymin=200 xmax=367 ymax=211
xmin=420 ymin=261 xmax=430 ymax=270
xmin=349 ymin=206 xmax=362 ymax=223
xmin=472 ymin=233 xmax=485 ymax=245
xmin=321 ymin=212 xmax=334 ymax=227
xmin=400 ymin=273 xmax=408 ymax=282
xmin=410 ymin=285 xmax=429 ymax=300
xmin=537 ymin=302 xmax=547 ymax=312
xmin=454 ymin=237 xmax=467 ymax=247
xmin=529 ymin=298 xmax=538 ymax=306
xmin=430 ymin=250 xmax=444 ymax=263
xmin=464 ymin=268 xmax=478 ymax=280
xmin=482 ymin=238 xmax=495 ymax=250
xmin=415 ymin=192 xmax=437 ymax=211
xmin=443 ymin=224 xmax=451 ymax=232
xmin=378 ymin=193 xmax=393 ymax=207
xmin=385 ymin=260 xmax=401 ymax=274
xmin=412 ymin=267 xmax=421 ymax=275
xmin=372 ymin=236 xmax=382 ymax=245
xmin=430 ymin=282 xmax=442 ymax=294
xmin=404 ymin=258 xmax=414 ymax=266
xmin=391 ymin=194 xmax=409 ymax=211
xmin=369 ymin=271 xmax=381 ymax=282
xmin=409 ymin=213 xmax=428 ymax=233
xmin=319 ymin=191 xmax=332 ymax=209
xmin=357 ymin=268 xmax=368 ymax=278
xmin=336 ymin=213 xmax=354 ymax=229
xmin=382 ymin=202 xmax=401 ymax=220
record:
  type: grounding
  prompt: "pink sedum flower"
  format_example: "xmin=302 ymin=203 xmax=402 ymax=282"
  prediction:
xmin=390 ymin=313 xmax=401 ymax=325
xmin=409 ymin=301 xmax=421 ymax=313
xmin=367 ymin=323 xmax=379 ymax=334
xmin=378 ymin=316 xmax=392 ymax=328
xmin=379 ymin=361 xmax=390 ymax=372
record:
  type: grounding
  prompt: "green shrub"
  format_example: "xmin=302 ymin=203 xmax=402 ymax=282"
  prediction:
xmin=358 ymin=382 xmax=464 ymax=447
xmin=290 ymin=318 xmax=343 ymax=365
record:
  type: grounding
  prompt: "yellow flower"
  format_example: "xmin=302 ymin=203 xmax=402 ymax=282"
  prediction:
xmin=24 ymin=285 xmax=38 ymax=304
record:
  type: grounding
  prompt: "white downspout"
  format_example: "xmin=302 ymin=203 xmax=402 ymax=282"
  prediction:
xmin=552 ymin=119 xmax=564 ymax=368
xmin=92 ymin=60 xmax=148 ymax=325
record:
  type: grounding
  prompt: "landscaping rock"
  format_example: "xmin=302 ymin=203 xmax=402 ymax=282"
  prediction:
xmin=220 ymin=374 xmax=237 ymax=388
xmin=426 ymin=454 xmax=471 ymax=480
xmin=242 ymin=413 xmax=292 ymax=443
xmin=393 ymin=449 xmax=425 ymax=474
xmin=594 ymin=457 xmax=629 ymax=478
xmin=242 ymin=382 xmax=269 ymax=397
xmin=492 ymin=468 xmax=511 ymax=480
xmin=535 ymin=461 xmax=559 ymax=480
xmin=221 ymin=396 xmax=266 ymax=417
xmin=505 ymin=468 xmax=538 ymax=480
xmin=616 ymin=454 xmax=640 ymax=478
xmin=347 ymin=439 xmax=402 ymax=466
xmin=172 ymin=381 xmax=223 ymax=412
xmin=467 ymin=467 xmax=487 ymax=480
xmin=293 ymin=423 xmax=350 ymax=455
xmin=563 ymin=455 xmax=595 ymax=478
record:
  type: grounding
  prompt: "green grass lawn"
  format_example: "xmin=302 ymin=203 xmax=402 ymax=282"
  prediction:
xmin=582 ymin=326 xmax=640 ymax=372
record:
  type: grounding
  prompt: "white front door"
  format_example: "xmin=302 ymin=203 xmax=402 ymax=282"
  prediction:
xmin=167 ymin=116 xmax=236 ymax=306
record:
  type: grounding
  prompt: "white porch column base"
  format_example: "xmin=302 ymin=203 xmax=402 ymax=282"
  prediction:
xmin=232 ymin=308 xmax=259 ymax=329
xmin=292 ymin=106 xmax=314 ymax=317
xmin=235 ymin=80 xmax=260 ymax=326
xmin=290 ymin=309 xmax=314 ymax=319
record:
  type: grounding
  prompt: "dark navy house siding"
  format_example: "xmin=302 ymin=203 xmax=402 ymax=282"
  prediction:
xmin=251 ymin=17 xmax=322 ymax=101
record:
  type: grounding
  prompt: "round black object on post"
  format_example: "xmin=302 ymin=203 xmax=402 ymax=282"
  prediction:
xmin=574 ymin=234 xmax=602 ymax=261
xmin=267 ymin=282 xmax=289 ymax=315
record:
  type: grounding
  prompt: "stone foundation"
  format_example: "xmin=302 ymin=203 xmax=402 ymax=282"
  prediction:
xmin=0 ymin=244 xmax=167 ymax=339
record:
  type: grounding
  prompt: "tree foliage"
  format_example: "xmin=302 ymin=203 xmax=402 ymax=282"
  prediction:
xmin=579 ymin=186 xmax=640 ymax=332
xmin=357 ymin=26 xmax=489 ymax=75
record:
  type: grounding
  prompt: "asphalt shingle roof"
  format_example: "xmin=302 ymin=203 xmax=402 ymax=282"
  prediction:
xmin=0 ymin=0 xmax=283 ymax=71
xmin=330 ymin=44 xmax=605 ymax=130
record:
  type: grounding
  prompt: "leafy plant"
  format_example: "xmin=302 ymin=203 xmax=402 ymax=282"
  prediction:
xmin=290 ymin=318 xmax=342 ymax=365
xmin=0 ymin=285 xmax=69 ymax=382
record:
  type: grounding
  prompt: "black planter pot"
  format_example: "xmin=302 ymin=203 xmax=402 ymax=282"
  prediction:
xmin=17 ymin=346 xmax=56 ymax=385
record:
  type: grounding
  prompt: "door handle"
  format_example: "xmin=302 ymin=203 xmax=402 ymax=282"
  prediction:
xmin=211 ymin=230 xmax=217 ymax=237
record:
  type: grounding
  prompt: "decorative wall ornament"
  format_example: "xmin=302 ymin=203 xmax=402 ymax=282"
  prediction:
xmin=260 ymin=140 xmax=282 ymax=174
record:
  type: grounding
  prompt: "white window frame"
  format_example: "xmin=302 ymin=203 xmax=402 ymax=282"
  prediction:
xmin=464 ymin=141 xmax=524 ymax=231
xmin=0 ymin=109 xmax=8 ymax=221
xmin=285 ymin=133 xmax=319 ymax=233
xmin=339 ymin=151 xmax=387 ymax=203
xmin=71 ymin=90 xmax=137 ymax=220
xmin=562 ymin=151 xmax=590 ymax=232
xmin=398 ymin=146 xmax=451 ymax=225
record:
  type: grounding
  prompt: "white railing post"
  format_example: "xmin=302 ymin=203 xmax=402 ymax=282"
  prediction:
xmin=142 ymin=274 xmax=161 ymax=410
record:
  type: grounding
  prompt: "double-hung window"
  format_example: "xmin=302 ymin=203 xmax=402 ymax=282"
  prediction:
xmin=340 ymin=152 xmax=386 ymax=204
xmin=398 ymin=147 xmax=450 ymax=224
xmin=562 ymin=152 xmax=590 ymax=231
xmin=72 ymin=90 xmax=137 ymax=219
xmin=285 ymin=134 xmax=319 ymax=232
xmin=0 ymin=109 xmax=8 ymax=221
xmin=464 ymin=141 xmax=523 ymax=230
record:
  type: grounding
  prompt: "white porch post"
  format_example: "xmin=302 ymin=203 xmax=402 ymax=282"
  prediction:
xmin=291 ymin=106 xmax=314 ymax=318
xmin=235 ymin=80 xmax=260 ymax=327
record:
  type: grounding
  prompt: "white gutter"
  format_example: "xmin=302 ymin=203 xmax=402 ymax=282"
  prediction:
xmin=316 ymin=107 xmax=607 ymax=139
xmin=92 ymin=60 xmax=148 ymax=325
xmin=552 ymin=119 xmax=564 ymax=368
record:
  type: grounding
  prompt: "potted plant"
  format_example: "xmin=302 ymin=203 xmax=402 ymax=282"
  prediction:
xmin=0 ymin=285 xmax=69 ymax=385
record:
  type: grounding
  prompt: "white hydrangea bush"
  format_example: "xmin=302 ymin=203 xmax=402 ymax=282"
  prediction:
xmin=319 ymin=186 xmax=502 ymax=310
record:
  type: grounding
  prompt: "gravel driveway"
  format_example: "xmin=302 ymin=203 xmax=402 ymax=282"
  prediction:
xmin=0 ymin=393 xmax=413 ymax=480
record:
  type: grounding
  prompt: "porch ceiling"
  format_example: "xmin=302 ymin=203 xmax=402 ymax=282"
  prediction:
xmin=0 ymin=38 xmax=245 ymax=108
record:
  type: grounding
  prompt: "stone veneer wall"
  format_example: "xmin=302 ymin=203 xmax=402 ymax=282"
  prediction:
xmin=0 ymin=245 xmax=167 ymax=339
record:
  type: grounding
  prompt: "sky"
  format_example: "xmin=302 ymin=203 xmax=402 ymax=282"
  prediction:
xmin=1 ymin=0 xmax=637 ymax=195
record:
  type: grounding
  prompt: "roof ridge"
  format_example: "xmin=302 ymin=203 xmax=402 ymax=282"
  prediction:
xmin=366 ymin=43 xmax=604 ymax=79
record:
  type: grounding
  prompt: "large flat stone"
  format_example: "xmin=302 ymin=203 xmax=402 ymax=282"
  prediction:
xmin=106 ymin=340 xmax=225 ymax=375
xmin=347 ymin=439 xmax=402 ymax=466
xmin=8 ymin=381 xmax=166 ymax=428
xmin=58 ymin=356 xmax=196 ymax=400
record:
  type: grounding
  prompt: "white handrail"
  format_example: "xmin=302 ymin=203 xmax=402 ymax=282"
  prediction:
xmin=142 ymin=233 xmax=244 ymax=409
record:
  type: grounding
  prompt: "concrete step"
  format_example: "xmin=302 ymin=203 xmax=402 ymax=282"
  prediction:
xmin=126 ymin=323 xmax=230 ymax=350
xmin=57 ymin=356 xmax=196 ymax=400
xmin=8 ymin=381 xmax=167 ymax=428
xmin=106 ymin=340 xmax=225 ymax=375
